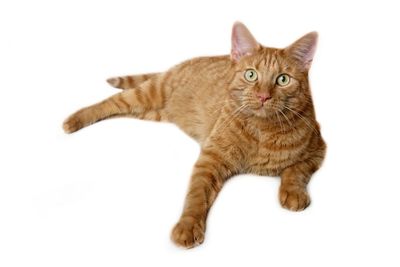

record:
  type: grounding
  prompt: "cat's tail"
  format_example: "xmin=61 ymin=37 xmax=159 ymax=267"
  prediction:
xmin=106 ymin=73 xmax=160 ymax=90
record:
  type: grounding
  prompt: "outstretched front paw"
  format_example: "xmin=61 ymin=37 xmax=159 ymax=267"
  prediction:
xmin=63 ymin=115 xmax=83 ymax=134
xmin=279 ymin=185 xmax=311 ymax=211
xmin=171 ymin=216 xmax=205 ymax=249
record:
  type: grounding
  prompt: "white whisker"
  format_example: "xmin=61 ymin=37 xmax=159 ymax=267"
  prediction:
xmin=215 ymin=104 xmax=248 ymax=133
xmin=274 ymin=110 xmax=284 ymax=133
xmin=283 ymin=105 xmax=318 ymax=134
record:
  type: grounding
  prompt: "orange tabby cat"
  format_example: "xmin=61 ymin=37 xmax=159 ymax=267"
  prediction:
xmin=63 ymin=22 xmax=326 ymax=248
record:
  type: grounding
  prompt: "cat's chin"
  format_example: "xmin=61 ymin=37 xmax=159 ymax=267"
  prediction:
xmin=250 ymin=107 xmax=276 ymax=120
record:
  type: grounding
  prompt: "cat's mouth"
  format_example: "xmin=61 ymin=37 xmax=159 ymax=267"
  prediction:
xmin=249 ymin=105 xmax=272 ymax=118
xmin=247 ymin=102 xmax=281 ymax=119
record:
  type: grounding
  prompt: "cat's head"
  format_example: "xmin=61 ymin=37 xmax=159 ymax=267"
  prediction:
xmin=229 ymin=22 xmax=317 ymax=119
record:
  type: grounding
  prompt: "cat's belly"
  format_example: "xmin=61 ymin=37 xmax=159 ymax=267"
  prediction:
xmin=165 ymin=79 xmax=222 ymax=142
xmin=167 ymin=103 xmax=221 ymax=144
xmin=166 ymin=85 xmax=228 ymax=143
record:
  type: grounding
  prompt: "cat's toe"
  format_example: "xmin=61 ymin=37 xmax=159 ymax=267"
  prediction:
xmin=279 ymin=185 xmax=310 ymax=211
xmin=171 ymin=216 xmax=205 ymax=249
xmin=63 ymin=116 xmax=82 ymax=134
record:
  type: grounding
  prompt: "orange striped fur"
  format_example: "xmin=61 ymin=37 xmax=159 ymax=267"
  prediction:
xmin=106 ymin=73 xmax=160 ymax=89
xmin=63 ymin=22 xmax=326 ymax=249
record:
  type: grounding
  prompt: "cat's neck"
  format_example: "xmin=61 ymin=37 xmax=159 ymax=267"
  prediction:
xmin=234 ymin=100 xmax=316 ymax=139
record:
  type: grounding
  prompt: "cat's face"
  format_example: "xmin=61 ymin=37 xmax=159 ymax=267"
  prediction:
xmin=230 ymin=48 xmax=310 ymax=119
xmin=229 ymin=22 xmax=317 ymax=120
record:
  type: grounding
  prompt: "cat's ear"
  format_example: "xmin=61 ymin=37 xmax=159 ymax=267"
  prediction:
xmin=285 ymin=32 xmax=318 ymax=71
xmin=231 ymin=22 xmax=260 ymax=62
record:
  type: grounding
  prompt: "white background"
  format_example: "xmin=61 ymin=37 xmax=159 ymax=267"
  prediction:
xmin=1 ymin=0 xmax=399 ymax=266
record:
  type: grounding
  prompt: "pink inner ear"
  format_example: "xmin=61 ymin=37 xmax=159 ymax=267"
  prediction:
xmin=231 ymin=22 xmax=259 ymax=61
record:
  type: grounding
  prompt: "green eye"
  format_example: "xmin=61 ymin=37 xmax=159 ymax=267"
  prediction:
xmin=276 ymin=74 xmax=290 ymax=86
xmin=244 ymin=69 xmax=258 ymax=82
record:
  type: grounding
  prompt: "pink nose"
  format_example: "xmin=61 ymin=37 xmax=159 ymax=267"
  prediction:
xmin=256 ymin=93 xmax=271 ymax=103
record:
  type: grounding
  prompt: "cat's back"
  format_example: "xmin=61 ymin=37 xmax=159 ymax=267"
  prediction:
xmin=165 ymin=55 xmax=234 ymax=142
xmin=167 ymin=55 xmax=233 ymax=91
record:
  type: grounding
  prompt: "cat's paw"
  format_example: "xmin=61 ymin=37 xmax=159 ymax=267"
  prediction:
xmin=279 ymin=185 xmax=311 ymax=211
xmin=171 ymin=216 xmax=205 ymax=249
xmin=63 ymin=115 xmax=82 ymax=134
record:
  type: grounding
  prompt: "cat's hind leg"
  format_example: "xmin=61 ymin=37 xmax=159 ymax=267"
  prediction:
xmin=63 ymin=74 xmax=170 ymax=133
xmin=106 ymin=73 xmax=160 ymax=90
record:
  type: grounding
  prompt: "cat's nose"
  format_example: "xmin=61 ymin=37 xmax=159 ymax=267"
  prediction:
xmin=256 ymin=93 xmax=271 ymax=103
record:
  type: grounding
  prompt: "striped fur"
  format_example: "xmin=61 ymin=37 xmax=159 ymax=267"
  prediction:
xmin=63 ymin=22 xmax=326 ymax=249
xmin=106 ymin=73 xmax=160 ymax=89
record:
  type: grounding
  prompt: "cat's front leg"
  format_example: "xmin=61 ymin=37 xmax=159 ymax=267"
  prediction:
xmin=279 ymin=156 xmax=323 ymax=211
xmin=171 ymin=148 xmax=241 ymax=248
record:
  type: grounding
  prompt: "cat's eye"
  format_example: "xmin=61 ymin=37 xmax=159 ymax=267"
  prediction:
xmin=276 ymin=74 xmax=290 ymax=86
xmin=244 ymin=69 xmax=258 ymax=82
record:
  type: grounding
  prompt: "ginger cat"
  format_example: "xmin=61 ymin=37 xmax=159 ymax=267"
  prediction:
xmin=63 ymin=22 xmax=326 ymax=248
